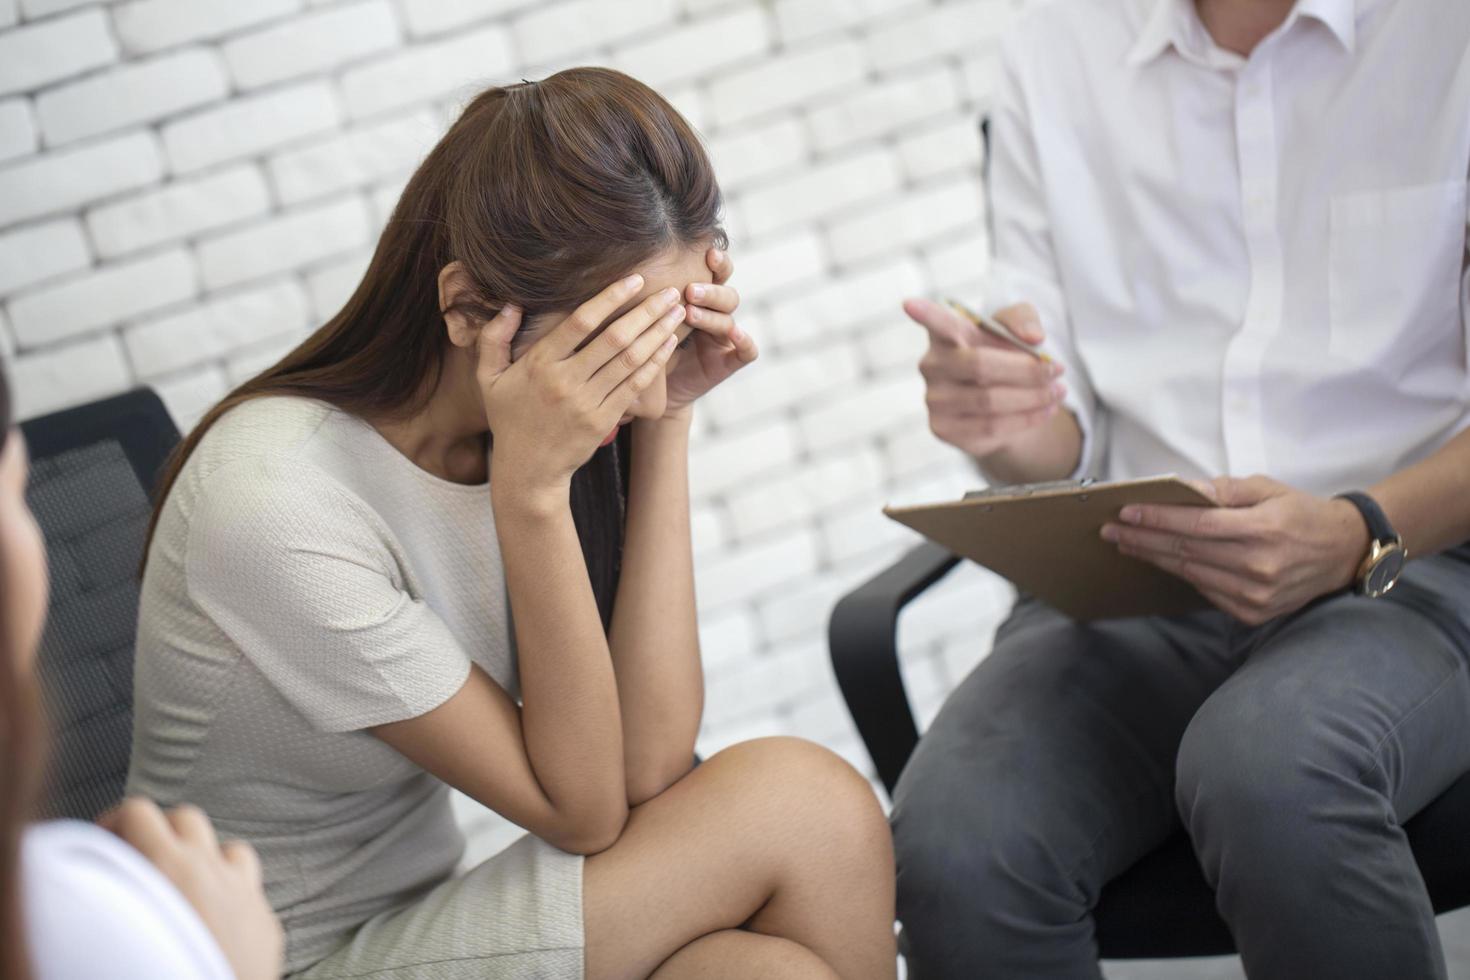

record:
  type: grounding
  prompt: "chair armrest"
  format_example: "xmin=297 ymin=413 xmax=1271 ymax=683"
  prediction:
xmin=828 ymin=540 xmax=963 ymax=796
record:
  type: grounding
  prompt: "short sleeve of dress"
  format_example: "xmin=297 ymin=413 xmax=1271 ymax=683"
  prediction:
xmin=184 ymin=455 xmax=472 ymax=732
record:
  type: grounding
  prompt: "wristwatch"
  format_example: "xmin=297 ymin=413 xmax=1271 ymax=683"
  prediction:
xmin=1335 ymin=491 xmax=1407 ymax=598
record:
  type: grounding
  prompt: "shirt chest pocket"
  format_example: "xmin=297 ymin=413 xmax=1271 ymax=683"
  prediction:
xmin=1328 ymin=179 xmax=1468 ymax=376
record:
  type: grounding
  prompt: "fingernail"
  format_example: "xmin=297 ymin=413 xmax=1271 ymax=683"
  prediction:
xmin=1120 ymin=506 xmax=1140 ymax=523
xmin=729 ymin=324 xmax=744 ymax=341
xmin=662 ymin=287 xmax=680 ymax=302
xmin=1052 ymin=382 xmax=1066 ymax=399
xmin=1100 ymin=525 xmax=1118 ymax=542
xmin=689 ymin=284 xmax=706 ymax=300
xmin=624 ymin=274 xmax=643 ymax=289
xmin=685 ymin=304 xmax=700 ymax=321
xmin=1049 ymin=362 xmax=1064 ymax=377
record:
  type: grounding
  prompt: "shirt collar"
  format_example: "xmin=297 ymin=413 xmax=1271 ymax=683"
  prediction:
xmin=1126 ymin=0 xmax=1356 ymax=68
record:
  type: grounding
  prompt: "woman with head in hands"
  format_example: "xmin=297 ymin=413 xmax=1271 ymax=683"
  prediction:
xmin=127 ymin=67 xmax=896 ymax=980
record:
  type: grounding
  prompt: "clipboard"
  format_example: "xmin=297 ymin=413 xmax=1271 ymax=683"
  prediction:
xmin=883 ymin=475 xmax=1218 ymax=621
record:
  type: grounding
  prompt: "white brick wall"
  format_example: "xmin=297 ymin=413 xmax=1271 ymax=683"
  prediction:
xmin=0 ymin=0 xmax=1023 ymax=871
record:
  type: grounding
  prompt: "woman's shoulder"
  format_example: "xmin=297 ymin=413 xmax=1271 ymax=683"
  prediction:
xmin=22 ymin=820 xmax=233 ymax=980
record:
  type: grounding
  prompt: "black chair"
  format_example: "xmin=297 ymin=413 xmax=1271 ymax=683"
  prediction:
xmin=21 ymin=388 xmax=180 ymax=822
xmin=829 ymin=539 xmax=1470 ymax=958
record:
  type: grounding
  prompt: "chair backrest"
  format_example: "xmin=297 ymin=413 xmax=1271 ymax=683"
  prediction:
xmin=20 ymin=389 xmax=180 ymax=821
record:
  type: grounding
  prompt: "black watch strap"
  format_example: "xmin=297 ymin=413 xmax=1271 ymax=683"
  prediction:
xmin=1336 ymin=491 xmax=1397 ymax=545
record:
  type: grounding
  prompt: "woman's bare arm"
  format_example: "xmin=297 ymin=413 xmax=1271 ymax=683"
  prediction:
xmin=606 ymin=414 xmax=703 ymax=805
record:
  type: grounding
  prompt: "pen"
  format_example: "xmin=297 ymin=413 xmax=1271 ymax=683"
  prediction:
xmin=944 ymin=298 xmax=1052 ymax=363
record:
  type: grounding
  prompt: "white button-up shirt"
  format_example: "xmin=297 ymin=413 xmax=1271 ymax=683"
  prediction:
xmin=985 ymin=0 xmax=1470 ymax=494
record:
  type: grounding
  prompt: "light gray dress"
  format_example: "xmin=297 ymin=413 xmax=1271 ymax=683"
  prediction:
xmin=127 ymin=396 xmax=584 ymax=979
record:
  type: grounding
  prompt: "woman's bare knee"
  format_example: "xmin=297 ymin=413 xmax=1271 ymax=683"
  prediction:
xmin=703 ymin=737 xmax=890 ymax=851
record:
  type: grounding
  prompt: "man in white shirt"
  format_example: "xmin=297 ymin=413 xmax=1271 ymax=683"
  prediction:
xmin=893 ymin=0 xmax=1470 ymax=977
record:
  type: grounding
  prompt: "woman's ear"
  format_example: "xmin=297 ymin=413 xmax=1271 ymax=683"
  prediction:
xmin=438 ymin=261 xmax=484 ymax=350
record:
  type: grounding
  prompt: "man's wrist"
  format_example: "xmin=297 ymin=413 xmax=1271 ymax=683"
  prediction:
xmin=1328 ymin=495 xmax=1373 ymax=592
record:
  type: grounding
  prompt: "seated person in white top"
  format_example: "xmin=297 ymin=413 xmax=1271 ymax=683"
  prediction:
xmin=896 ymin=0 xmax=1470 ymax=977
xmin=126 ymin=68 xmax=896 ymax=980
xmin=0 ymin=364 xmax=283 ymax=980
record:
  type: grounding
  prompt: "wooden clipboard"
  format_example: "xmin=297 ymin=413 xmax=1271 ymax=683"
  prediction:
xmin=883 ymin=475 xmax=1218 ymax=621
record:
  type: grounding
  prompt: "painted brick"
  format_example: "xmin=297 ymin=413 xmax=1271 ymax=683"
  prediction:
xmin=819 ymin=495 xmax=922 ymax=568
xmin=0 ymin=218 xmax=89 ymax=296
xmin=897 ymin=117 xmax=985 ymax=183
xmin=773 ymin=0 xmax=926 ymax=44
xmin=7 ymin=248 xmax=196 ymax=348
xmin=124 ymin=278 xmax=309 ymax=378
xmin=224 ymin=330 xmax=306 ymax=384
xmin=807 ymin=66 xmax=961 ymax=153
xmin=865 ymin=0 xmax=1011 ymax=73
xmin=922 ymin=228 xmax=990 ymax=294
xmin=610 ymin=7 xmax=770 ymax=88
xmin=707 ymin=39 xmax=866 ymax=129
xmin=8 ymin=333 xmax=129 ymax=419
xmin=726 ymin=446 xmax=884 ymax=539
xmin=732 ymin=231 xmax=826 ymax=303
xmin=223 ymin=1 xmax=400 ymax=90
xmin=697 ymin=607 xmax=759 ymax=676
xmin=269 ymin=110 xmax=437 ymax=205
xmin=960 ymin=51 xmax=1004 ymax=108
xmin=798 ymin=371 xmax=926 ymax=452
xmin=304 ymin=250 xmax=371 ymax=320
xmin=197 ymin=196 xmax=371 ymax=290
xmin=696 ymin=526 xmax=820 ymax=612
xmin=0 ymin=98 xmax=35 ymax=163
xmin=162 ymin=81 xmax=342 ymax=174
xmin=19 ymin=0 xmax=101 ymax=16
xmin=340 ymin=25 xmax=514 ymax=120
xmin=690 ymin=504 xmax=727 ymax=557
xmin=399 ymin=0 xmax=532 ymax=37
xmin=0 ymin=9 xmax=116 ymax=97
xmin=884 ymin=425 xmax=973 ymax=481
xmin=112 ymin=0 xmax=303 ymax=55
xmin=706 ymin=639 xmax=829 ymax=722
xmin=512 ymin=0 xmax=677 ymax=66
xmin=740 ymin=149 xmax=901 ymax=238
xmin=765 ymin=255 xmax=926 ymax=349
xmin=859 ymin=317 xmax=925 ymax=374
xmin=152 ymin=364 xmax=228 ymax=430
xmin=36 ymin=49 xmax=229 ymax=147
xmin=0 ymin=131 xmax=162 ymax=226
xmin=702 ymin=344 xmax=861 ymax=427
xmin=705 ymin=116 xmax=807 ymax=192
xmin=86 ymin=164 xmax=271 ymax=258
xmin=689 ymin=416 xmax=800 ymax=497
xmin=826 ymin=178 xmax=984 ymax=266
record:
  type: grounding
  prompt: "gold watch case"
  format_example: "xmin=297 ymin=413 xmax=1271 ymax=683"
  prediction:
xmin=1356 ymin=537 xmax=1407 ymax=598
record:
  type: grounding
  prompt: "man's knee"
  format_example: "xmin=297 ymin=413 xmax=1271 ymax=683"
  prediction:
xmin=893 ymin=744 xmax=1086 ymax=936
xmin=1175 ymin=680 xmax=1363 ymax=857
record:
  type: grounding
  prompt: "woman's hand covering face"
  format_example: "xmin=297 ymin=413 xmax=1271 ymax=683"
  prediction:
xmin=663 ymin=247 xmax=758 ymax=415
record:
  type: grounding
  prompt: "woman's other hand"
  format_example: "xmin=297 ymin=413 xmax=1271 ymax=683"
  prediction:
xmin=98 ymin=798 xmax=282 ymax=980
xmin=477 ymin=274 xmax=684 ymax=503
xmin=664 ymin=247 xmax=758 ymax=416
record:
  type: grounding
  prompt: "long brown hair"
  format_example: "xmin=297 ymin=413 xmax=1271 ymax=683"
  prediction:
xmin=0 ymin=364 xmax=42 ymax=980
xmin=144 ymin=68 xmax=726 ymax=624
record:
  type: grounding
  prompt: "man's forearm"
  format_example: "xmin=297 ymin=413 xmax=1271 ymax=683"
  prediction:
xmin=1369 ymin=426 xmax=1470 ymax=559
xmin=975 ymin=408 xmax=1085 ymax=486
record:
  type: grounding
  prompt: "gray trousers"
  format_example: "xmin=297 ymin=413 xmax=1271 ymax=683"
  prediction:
xmin=891 ymin=544 xmax=1470 ymax=979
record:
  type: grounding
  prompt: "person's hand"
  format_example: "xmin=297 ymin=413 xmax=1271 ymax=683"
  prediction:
xmin=98 ymin=798 xmax=282 ymax=980
xmin=1100 ymin=476 xmax=1372 ymax=625
xmin=664 ymin=247 xmax=758 ymax=416
xmin=477 ymin=274 xmax=684 ymax=502
xmin=905 ymin=299 xmax=1068 ymax=459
